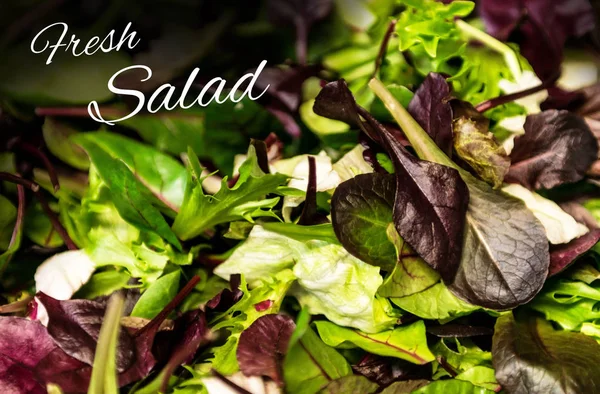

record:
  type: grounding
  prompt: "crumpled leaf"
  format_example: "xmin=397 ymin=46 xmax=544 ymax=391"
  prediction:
xmin=408 ymin=73 xmax=454 ymax=155
xmin=237 ymin=314 xmax=295 ymax=385
xmin=314 ymin=320 xmax=435 ymax=365
xmin=506 ymin=110 xmax=598 ymax=190
xmin=492 ymin=312 xmax=600 ymax=394
xmin=314 ymin=79 xmax=469 ymax=283
xmin=451 ymin=100 xmax=510 ymax=188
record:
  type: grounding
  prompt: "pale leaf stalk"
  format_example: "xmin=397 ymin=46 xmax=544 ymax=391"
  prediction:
xmin=88 ymin=292 xmax=125 ymax=394
xmin=368 ymin=78 xmax=461 ymax=171
xmin=455 ymin=19 xmax=522 ymax=81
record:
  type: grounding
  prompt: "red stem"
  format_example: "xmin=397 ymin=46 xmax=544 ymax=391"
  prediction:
xmin=14 ymin=141 xmax=60 ymax=192
xmin=137 ymin=275 xmax=201 ymax=337
xmin=475 ymin=72 xmax=561 ymax=113
xmin=211 ymin=370 xmax=254 ymax=394
xmin=35 ymin=191 xmax=77 ymax=250
xmin=371 ymin=19 xmax=398 ymax=80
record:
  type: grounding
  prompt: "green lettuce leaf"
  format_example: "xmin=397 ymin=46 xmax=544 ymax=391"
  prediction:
xmin=391 ymin=282 xmax=478 ymax=320
xmin=314 ymin=320 xmax=435 ymax=364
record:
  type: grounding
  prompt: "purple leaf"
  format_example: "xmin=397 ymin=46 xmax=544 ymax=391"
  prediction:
xmin=237 ymin=314 xmax=295 ymax=385
xmin=549 ymin=229 xmax=600 ymax=277
xmin=480 ymin=0 xmax=596 ymax=79
xmin=408 ymin=73 xmax=454 ymax=156
xmin=506 ymin=110 xmax=598 ymax=190
xmin=36 ymin=293 xmax=135 ymax=371
xmin=425 ymin=324 xmax=494 ymax=338
xmin=0 ymin=317 xmax=56 ymax=394
xmin=206 ymin=274 xmax=243 ymax=312
xmin=298 ymin=156 xmax=330 ymax=226
xmin=266 ymin=0 xmax=333 ymax=64
xmin=352 ymin=354 xmax=430 ymax=387
xmin=314 ymin=80 xmax=469 ymax=282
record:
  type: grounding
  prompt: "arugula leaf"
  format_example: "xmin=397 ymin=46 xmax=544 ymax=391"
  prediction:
xmin=283 ymin=325 xmax=352 ymax=394
xmin=492 ymin=312 xmax=600 ymax=394
xmin=506 ymin=110 xmax=598 ymax=190
xmin=74 ymin=137 xmax=182 ymax=250
xmin=314 ymin=320 xmax=435 ymax=364
xmin=172 ymin=146 xmax=288 ymax=240
xmin=131 ymin=270 xmax=181 ymax=319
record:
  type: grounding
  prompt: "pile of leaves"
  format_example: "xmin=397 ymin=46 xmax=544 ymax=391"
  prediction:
xmin=1 ymin=0 xmax=600 ymax=393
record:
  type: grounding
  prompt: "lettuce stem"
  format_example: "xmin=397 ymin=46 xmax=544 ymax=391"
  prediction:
xmin=88 ymin=292 xmax=125 ymax=394
xmin=455 ymin=20 xmax=522 ymax=81
xmin=368 ymin=78 xmax=459 ymax=170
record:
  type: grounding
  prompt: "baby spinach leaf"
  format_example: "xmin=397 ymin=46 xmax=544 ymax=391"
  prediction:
xmin=506 ymin=110 xmax=598 ymax=190
xmin=75 ymin=132 xmax=187 ymax=211
xmin=370 ymin=78 xmax=550 ymax=310
xmin=492 ymin=312 xmax=600 ymax=394
xmin=451 ymin=100 xmax=510 ymax=189
xmin=24 ymin=201 xmax=64 ymax=248
xmin=314 ymin=320 xmax=435 ymax=364
xmin=73 ymin=138 xmax=182 ymax=250
xmin=331 ymin=173 xmax=397 ymax=271
xmin=408 ymin=73 xmax=454 ymax=156
xmin=283 ymin=325 xmax=352 ymax=394
xmin=131 ymin=271 xmax=181 ymax=319
xmin=237 ymin=314 xmax=295 ymax=385
xmin=172 ymin=146 xmax=288 ymax=240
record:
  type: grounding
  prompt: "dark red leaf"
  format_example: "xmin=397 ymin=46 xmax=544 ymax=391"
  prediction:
xmin=506 ymin=110 xmax=598 ymax=190
xmin=426 ymin=324 xmax=494 ymax=338
xmin=480 ymin=0 xmax=596 ymax=79
xmin=0 ymin=317 xmax=56 ymax=394
xmin=236 ymin=314 xmax=295 ymax=385
xmin=352 ymin=354 xmax=430 ymax=387
xmin=298 ymin=156 xmax=330 ymax=226
xmin=549 ymin=229 xmax=600 ymax=276
xmin=408 ymin=73 xmax=454 ymax=156
xmin=36 ymin=293 xmax=135 ymax=372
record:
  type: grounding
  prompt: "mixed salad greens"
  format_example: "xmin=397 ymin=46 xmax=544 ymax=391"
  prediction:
xmin=1 ymin=0 xmax=600 ymax=393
